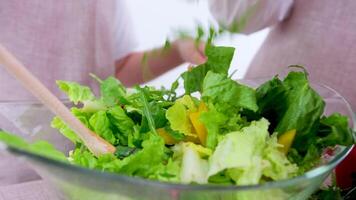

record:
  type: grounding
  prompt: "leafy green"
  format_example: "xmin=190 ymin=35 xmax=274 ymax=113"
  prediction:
xmin=107 ymin=106 xmax=135 ymax=145
xmin=276 ymin=72 xmax=325 ymax=151
xmin=51 ymin=117 xmax=81 ymax=144
xmin=173 ymin=142 xmax=211 ymax=184
xmin=256 ymin=71 xmax=325 ymax=153
xmin=164 ymin=125 xmax=185 ymax=141
xmin=204 ymin=45 xmax=235 ymax=74
xmin=208 ymin=118 xmax=297 ymax=185
xmin=140 ymin=102 xmax=167 ymax=133
xmin=316 ymin=113 xmax=354 ymax=147
xmin=89 ymin=111 xmax=116 ymax=145
xmin=147 ymin=158 xmax=181 ymax=182
xmin=208 ymin=118 xmax=269 ymax=179
xmin=100 ymin=77 xmax=129 ymax=106
xmin=56 ymin=81 xmax=95 ymax=104
xmin=202 ymin=71 xmax=258 ymax=112
xmin=199 ymin=107 xmax=228 ymax=149
xmin=0 ymin=131 xmax=67 ymax=162
xmin=136 ymin=88 xmax=158 ymax=135
xmin=182 ymin=46 xmax=235 ymax=94
xmin=262 ymin=134 xmax=298 ymax=180
xmin=117 ymin=135 xmax=166 ymax=177
xmin=166 ymin=100 xmax=194 ymax=136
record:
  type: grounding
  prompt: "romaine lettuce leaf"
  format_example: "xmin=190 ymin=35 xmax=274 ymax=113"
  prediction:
xmin=173 ymin=142 xmax=211 ymax=184
xmin=208 ymin=118 xmax=269 ymax=178
xmin=199 ymin=107 xmax=228 ymax=149
xmin=208 ymin=118 xmax=297 ymax=185
xmin=262 ymin=134 xmax=298 ymax=180
xmin=117 ymin=134 xmax=166 ymax=177
xmin=256 ymin=71 xmax=325 ymax=153
xmin=51 ymin=116 xmax=81 ymax=144
xmin=56 ymin=80 xmax=95 ymax=104
xmin=100 ymin=76 xmax=129 ymax=106
xmin=316 ymin=113 xmax=354 ymax=147
xmin=107 ymin=106 xmax=135 ymax=145
xmin=89 ymin=111 xmax=117 ymax=145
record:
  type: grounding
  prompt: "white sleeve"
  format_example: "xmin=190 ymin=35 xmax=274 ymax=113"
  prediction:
xmin=113 ymin=0 xmax=139 ymax=60
xmin=209 ymin=0 xmax=294 ymax=34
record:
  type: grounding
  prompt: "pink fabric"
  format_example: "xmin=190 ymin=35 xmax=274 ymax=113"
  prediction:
xmin=244 ymin=0 xmax=356 ymax=111
xmin=0 ymin=0 xmax=132 ymax=101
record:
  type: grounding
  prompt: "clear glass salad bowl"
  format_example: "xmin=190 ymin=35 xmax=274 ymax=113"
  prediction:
xmin=0 ymin=79 xmax=354 ymax=200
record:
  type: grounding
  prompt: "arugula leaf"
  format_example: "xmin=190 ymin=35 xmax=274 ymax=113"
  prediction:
xmin=202 ymin=71 xmax=258 ymax=112
xmin=182 ymin=46 xmax=235 ymax=94
xmin=140 ymin=102 xmax=167 ymax=133
xmin=56 ymin=81 xmax=95 ymax=104
xmin=137 ymin=88 xmax=158 ymax=135
xmin=0 ymin=131 xmax=67 ymax=162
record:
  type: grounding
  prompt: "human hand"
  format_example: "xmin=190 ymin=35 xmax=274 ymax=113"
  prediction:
xmin=172 ymin=38 xmax=207 ymax=65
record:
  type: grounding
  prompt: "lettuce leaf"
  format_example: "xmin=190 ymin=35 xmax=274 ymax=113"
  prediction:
xmin=202 ymin=71 xmax=258 ymax=112
xmin=107 ymin=106 xmax=135 ymax=145
xmin=262 ymin=134 xmax=298 ymax=180
xmin=199 ymin=107 xmax=228 ymax=149
xmin=89 ymin=111 xmax=117 ymax=145
xmin=316 ymin=113 xmax=354 ymax=147
xmin=208 ymin=118 xmax=269 ymax=178
xmin=117 ymin=134 xmax=167 ymax=177
xmin=182 ymin=46 xmax=235 ymax=94
xmin=256 ymin=71 xmax=325 ymax=153
xmin=100 ymin=76 xmax=129 ymax=106
xmin=173 ymin=142 xmax=211 ymax=184
xmin=166 ymin=100 xmax=194 ymax=136
xmin=208 ymin=118 xmax=297 ymax=185
xmin=51 ymin=117 xmax=81 ymax=144
xmin=0 ymin=131 xmax=67 ymax=162
xmin=56 ymin=81 xmax=95 ymax=104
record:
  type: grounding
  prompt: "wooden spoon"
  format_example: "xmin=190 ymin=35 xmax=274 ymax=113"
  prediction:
xmin=0 ymin=44 xmax=116 ymax=156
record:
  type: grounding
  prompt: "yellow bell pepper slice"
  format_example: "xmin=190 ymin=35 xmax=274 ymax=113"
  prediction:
xmin=157 ymin=128 xmax=177 ymax=145
xmin=278 ymin=129 xmax=296 ymax=154
xmin=189 ymin=102 xmax=208 ymax=146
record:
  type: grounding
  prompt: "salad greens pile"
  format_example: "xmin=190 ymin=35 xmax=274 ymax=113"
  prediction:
xmin=0 ymin=45 xmax=353 ymax=186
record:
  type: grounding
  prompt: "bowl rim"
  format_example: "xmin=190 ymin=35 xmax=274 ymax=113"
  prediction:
xmin=1 ymin=81 xmax=356 ymax=191
xmin=6 ymin=145 xmax=354 ymax=191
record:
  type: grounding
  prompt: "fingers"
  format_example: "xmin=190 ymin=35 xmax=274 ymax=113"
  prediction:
xmin=174 ymin=38 xmax=207 ymax=65
xmin=191 ymin=49 xmax=207 ymax=65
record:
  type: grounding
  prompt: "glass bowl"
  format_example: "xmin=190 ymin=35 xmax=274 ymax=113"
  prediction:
xmin=0 ymin=80 xmax=354 ymax=200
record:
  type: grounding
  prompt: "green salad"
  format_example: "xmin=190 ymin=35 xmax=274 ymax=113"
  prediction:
xmin=0 ymin=45 xmax=353 ymax=186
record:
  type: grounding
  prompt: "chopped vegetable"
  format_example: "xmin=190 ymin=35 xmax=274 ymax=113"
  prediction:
xmin=0 ymin=45 xmax=353 ymax=188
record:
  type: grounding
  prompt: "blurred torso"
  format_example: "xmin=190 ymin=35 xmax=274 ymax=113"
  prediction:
xmin=246 ymin=0 xmax=356 ymax=111
xmin=0 ymin=0 xmax=117 ymax=101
